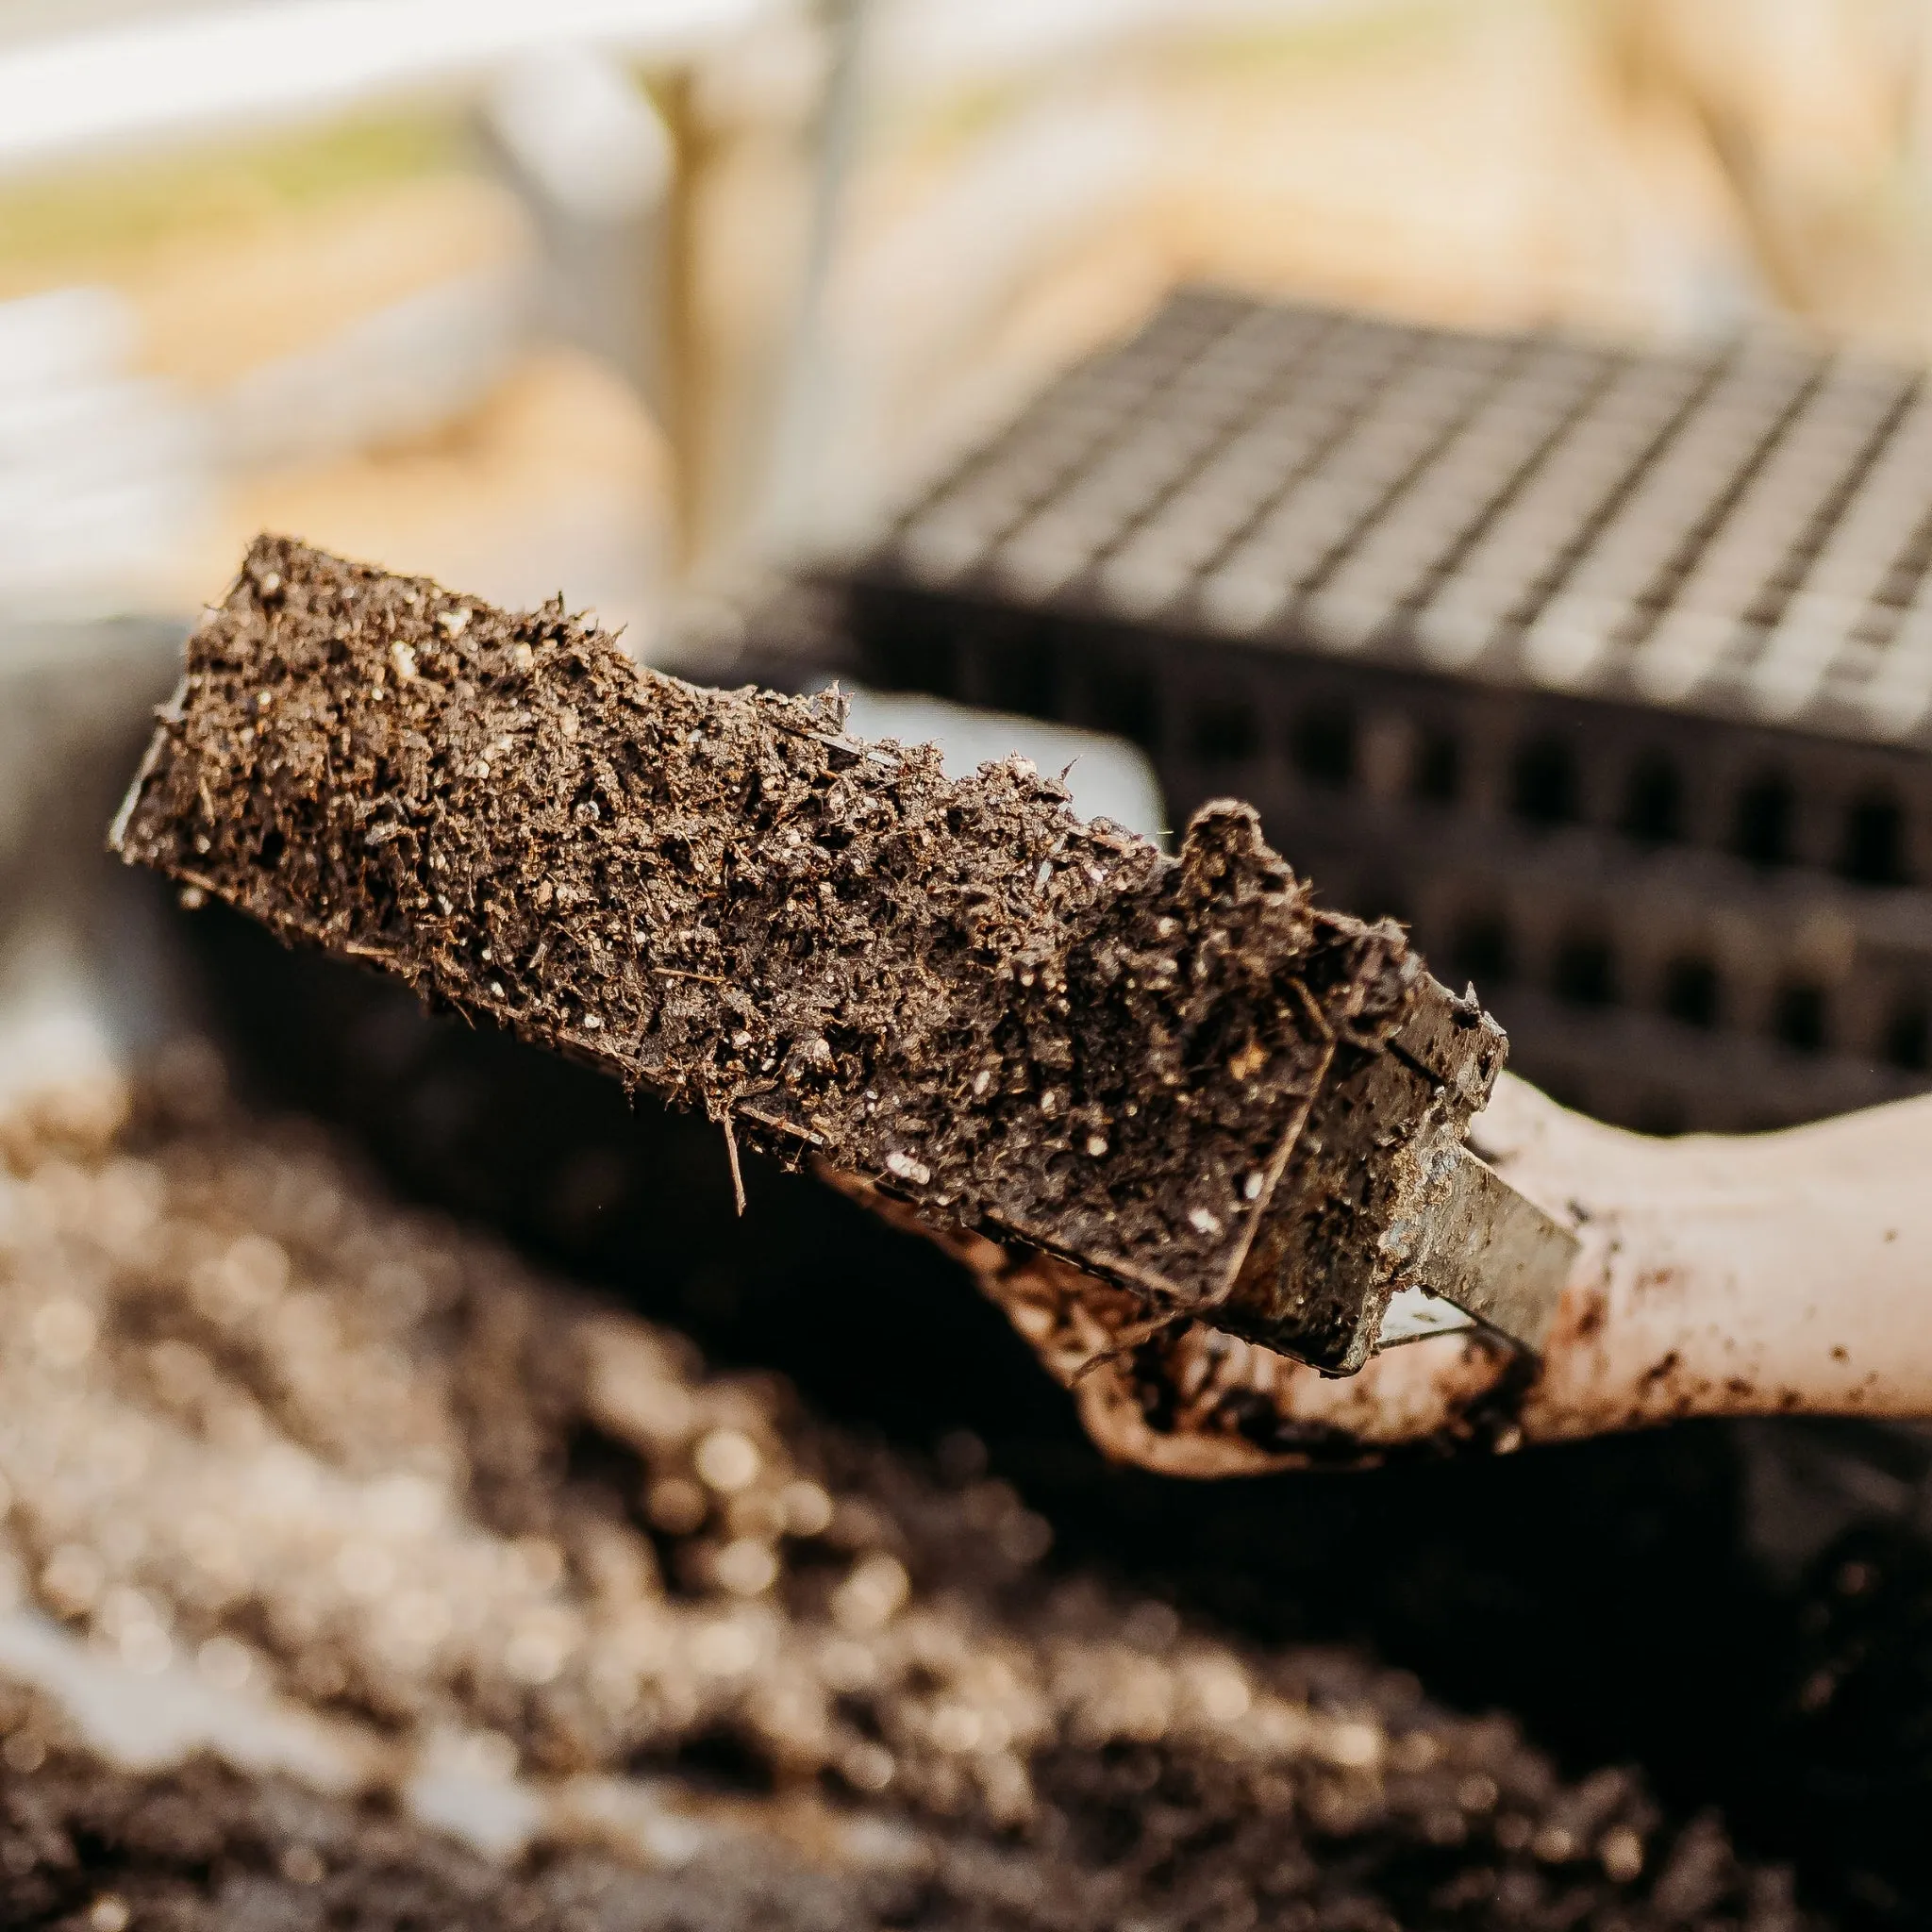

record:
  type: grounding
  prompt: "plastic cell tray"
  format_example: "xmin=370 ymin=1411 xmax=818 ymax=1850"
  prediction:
xmin=761 ymin=290 xmax=1932 ymax=1131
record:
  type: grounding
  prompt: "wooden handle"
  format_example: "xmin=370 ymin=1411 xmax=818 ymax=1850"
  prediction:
xmin=1486 ymin=1075 xmax=1932 ymax=1441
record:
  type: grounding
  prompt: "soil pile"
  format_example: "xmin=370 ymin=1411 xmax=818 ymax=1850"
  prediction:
xmin=0 ymin=1058 xmax=1804 ymax=1931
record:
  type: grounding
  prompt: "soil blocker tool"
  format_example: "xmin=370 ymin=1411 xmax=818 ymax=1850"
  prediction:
xmin=113 ymin=537 xmax=1574 ymax=1377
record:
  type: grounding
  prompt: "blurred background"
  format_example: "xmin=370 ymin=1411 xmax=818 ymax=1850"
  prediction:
xmin=11 ymin=9 xmax=1932 ymax=1926
xmin=8 ymin=0 xmax=1932 ymax=641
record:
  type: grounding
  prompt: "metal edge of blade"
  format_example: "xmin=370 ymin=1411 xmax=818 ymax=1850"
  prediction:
xmin=1375 ymin=1145 xmax=1578 ymax=1356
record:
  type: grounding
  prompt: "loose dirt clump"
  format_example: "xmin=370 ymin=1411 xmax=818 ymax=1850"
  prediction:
xmin=112 ymin=534 xmax=1433 ymax=1323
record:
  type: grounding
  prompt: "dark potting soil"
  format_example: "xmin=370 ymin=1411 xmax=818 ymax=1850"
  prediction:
xmin=0 ymin=1063 xmax=1807 ymax=1932
xmin=112 ymin=535 xmax=1505 ymax=1361
xmin=0 ymin=1683 xmax=1796 ymax=1932
xmin=0 ymin=1688 xmax=867 ymax=1932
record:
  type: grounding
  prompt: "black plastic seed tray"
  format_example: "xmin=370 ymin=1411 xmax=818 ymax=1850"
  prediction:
xmin=726 ymin=289 xmax=1932 ymax=1131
